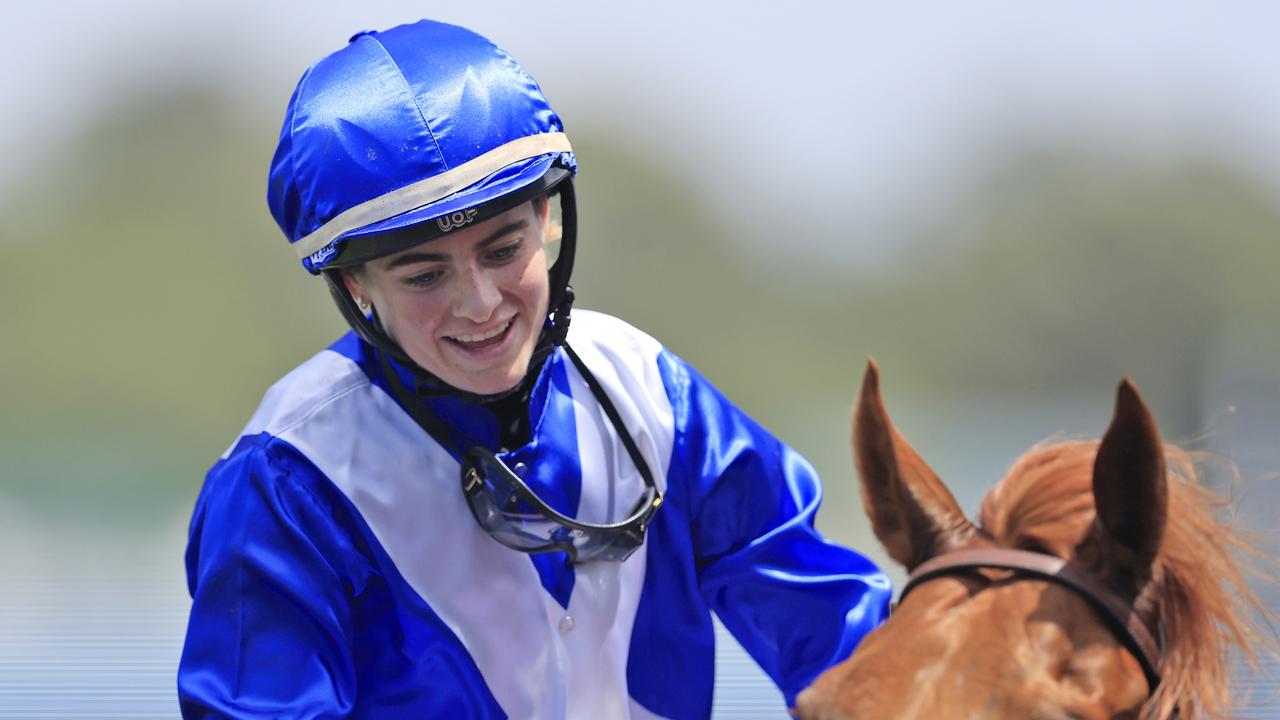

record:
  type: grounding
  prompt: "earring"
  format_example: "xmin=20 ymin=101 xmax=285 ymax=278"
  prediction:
xmin=357 ymin=297 xmax=370 ymax=310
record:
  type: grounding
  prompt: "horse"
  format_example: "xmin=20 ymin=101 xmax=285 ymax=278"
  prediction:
xmin=794 ymin=361 xmax=1275 ymax=720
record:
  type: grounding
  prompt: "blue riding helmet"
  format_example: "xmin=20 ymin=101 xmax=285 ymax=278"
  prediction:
xmin=268 ymin=19 xmax=577 ymax=273
xmin=265 ymin=19 xmax=580 ymax=398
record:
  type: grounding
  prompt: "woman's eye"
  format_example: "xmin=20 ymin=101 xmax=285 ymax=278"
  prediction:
xmin=404 ymin=270 xmax=442 ymax=287
xmin=487 ymin=242 xmax=521 ymax=263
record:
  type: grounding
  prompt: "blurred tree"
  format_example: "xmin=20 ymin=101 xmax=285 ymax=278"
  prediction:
xmin=3 ymin=82 xmax=1277 ymax=530
xmin=857 ymin=148 xmax=1280 ymax=436
xmin=0 ymin=82 xmax=341 ymax=520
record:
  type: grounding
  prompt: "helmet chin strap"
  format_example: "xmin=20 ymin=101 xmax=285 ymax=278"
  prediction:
xmin=324 ymin=177 xmax=578 ymax=405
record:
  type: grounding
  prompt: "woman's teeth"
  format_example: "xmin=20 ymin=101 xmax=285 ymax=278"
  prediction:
xmin=450 ymin=318 xmax=512 ymax=344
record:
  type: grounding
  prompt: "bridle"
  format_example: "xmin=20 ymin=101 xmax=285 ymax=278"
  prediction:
xmin=898 ymin=548 xmax=1164 ymax=694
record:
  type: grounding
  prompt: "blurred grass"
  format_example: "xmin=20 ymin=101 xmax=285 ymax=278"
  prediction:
xmin=2 ymin=79 xmax=1278 ymax=535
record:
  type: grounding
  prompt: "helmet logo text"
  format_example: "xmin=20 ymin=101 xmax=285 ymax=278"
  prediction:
xmin=437 ymin=208 xmax=479 ymax=233
xmin=308 ymin=243 xmax=337 ymax=266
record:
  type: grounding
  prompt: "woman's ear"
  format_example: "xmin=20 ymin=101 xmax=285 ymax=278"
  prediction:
xmin=340 ymin=268 xmax=368 ymax=307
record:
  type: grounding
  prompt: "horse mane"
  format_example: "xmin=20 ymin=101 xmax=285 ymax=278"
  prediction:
xmin=977 ymin=440 xmax=1277 ymax=720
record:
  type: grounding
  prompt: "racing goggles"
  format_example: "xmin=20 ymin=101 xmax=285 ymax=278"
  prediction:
xmin=461 ymin=447 xmax=664 ymax=563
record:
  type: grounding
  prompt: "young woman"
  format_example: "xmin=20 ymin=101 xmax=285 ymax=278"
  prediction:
xmin=178 ymin=19 xmax=890 ymax=719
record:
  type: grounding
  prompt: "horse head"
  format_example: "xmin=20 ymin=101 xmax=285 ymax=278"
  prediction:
xmin=795 ymin=360 xmax=1266 ymax=720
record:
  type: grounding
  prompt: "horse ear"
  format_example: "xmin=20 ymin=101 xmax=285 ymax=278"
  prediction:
xmin=854 ymin=360 xmax=979 ymax=571
xmin=1082 ymin=379 xmax=1168 ymax=592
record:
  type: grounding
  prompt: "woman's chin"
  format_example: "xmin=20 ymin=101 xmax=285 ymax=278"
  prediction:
xmin=463 ymin=374 xmax=523 ymax=397
xmin=436 ymin=358 xmax=531 ymax=397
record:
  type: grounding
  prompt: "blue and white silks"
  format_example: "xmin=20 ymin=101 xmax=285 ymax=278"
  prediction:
xmin=179 ymin=311 xmax=891 ymax=719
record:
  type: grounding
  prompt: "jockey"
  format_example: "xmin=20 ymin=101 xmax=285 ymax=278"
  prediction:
xmin=178 ymin=19 xmax=890 ymax=719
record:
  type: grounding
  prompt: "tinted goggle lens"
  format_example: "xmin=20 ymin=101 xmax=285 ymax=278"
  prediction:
xmin=460 ymin=447 xmax=661 ymax=563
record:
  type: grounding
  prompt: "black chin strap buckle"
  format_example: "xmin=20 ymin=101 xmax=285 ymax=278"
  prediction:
xmin=548 ymin=285 xmax=575 ymax=346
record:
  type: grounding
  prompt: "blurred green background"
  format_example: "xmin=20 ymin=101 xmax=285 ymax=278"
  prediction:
xmin=2 ymin=3 xmax=1277 ymax=716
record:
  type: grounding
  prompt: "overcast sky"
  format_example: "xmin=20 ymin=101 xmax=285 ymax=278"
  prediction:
xmin=5 ymin=2 xmax=1280 ymax=261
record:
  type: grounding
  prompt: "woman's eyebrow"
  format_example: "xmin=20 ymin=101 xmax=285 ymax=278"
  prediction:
xmin=475 ymin=219 xmax=528 ymax=249
xmin=385 ymin=251 xmax=446 ymax=270
xmin=383 ymin=220 xmax=529 ymax=271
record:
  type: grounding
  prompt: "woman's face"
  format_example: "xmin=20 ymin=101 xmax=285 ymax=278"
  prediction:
xmin=342 ymin=200 xmax=552 ymax=395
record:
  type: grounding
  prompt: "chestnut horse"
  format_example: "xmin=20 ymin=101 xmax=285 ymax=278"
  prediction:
xmin=795 ymin=362 xmax=1274 ymax=720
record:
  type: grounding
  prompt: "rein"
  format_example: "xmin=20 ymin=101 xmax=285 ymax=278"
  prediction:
xmin=899 ymin=548 xmax=1163 ymax=693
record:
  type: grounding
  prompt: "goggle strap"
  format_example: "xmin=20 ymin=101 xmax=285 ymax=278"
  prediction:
xmin=562 ymin=342 xmax=659 ymax=496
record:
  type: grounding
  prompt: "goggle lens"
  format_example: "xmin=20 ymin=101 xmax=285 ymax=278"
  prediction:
xmin=461 ymin=448 xmax=660 ymax=563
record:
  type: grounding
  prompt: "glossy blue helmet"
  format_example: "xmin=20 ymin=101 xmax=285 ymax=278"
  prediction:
xmin=268 ymin=19 xmax=576 ymax=273
xmin=266 ymin=19 xmax=579 ymax=396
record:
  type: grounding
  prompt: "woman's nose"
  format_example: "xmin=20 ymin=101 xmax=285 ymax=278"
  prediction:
xmin=452 ymin=265 xmax=502 ymax=322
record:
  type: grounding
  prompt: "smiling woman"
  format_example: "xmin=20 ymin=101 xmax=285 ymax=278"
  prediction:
xmin=340 ymin=200 xmax=553 ymax=395
xmin=177 ymin=18 xmax=892 ymax=719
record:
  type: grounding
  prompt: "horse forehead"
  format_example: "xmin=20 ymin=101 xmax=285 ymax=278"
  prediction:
xmin=871 ymin=576 xmax=1100 ymax=675
xmin=891 ymin=579 xmax=1148 ymax=697
xmin=906 ymin=572 xmax=1053 ymax=622
xmin=799 ymin=580 xmax=1131 ymax=719
xmin=842 ymin=579 xmax=1058 ymax=681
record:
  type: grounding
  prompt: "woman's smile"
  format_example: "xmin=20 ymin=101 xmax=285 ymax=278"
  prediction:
xmin=342 ymin=200 xmax=552 ymax=395
xmin=445 ymin=316 xmax=515 ymax=348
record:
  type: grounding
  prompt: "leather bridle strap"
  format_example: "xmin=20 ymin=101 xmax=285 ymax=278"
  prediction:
xmin=900 ymin=548 xmax=1163 ymax=692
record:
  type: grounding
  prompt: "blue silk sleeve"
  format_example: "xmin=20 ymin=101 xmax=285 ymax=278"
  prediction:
xmin=179 ymin=434 xmax=373 ymax=719
xmin=657 ymin=351 xmax=892 ymax=707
